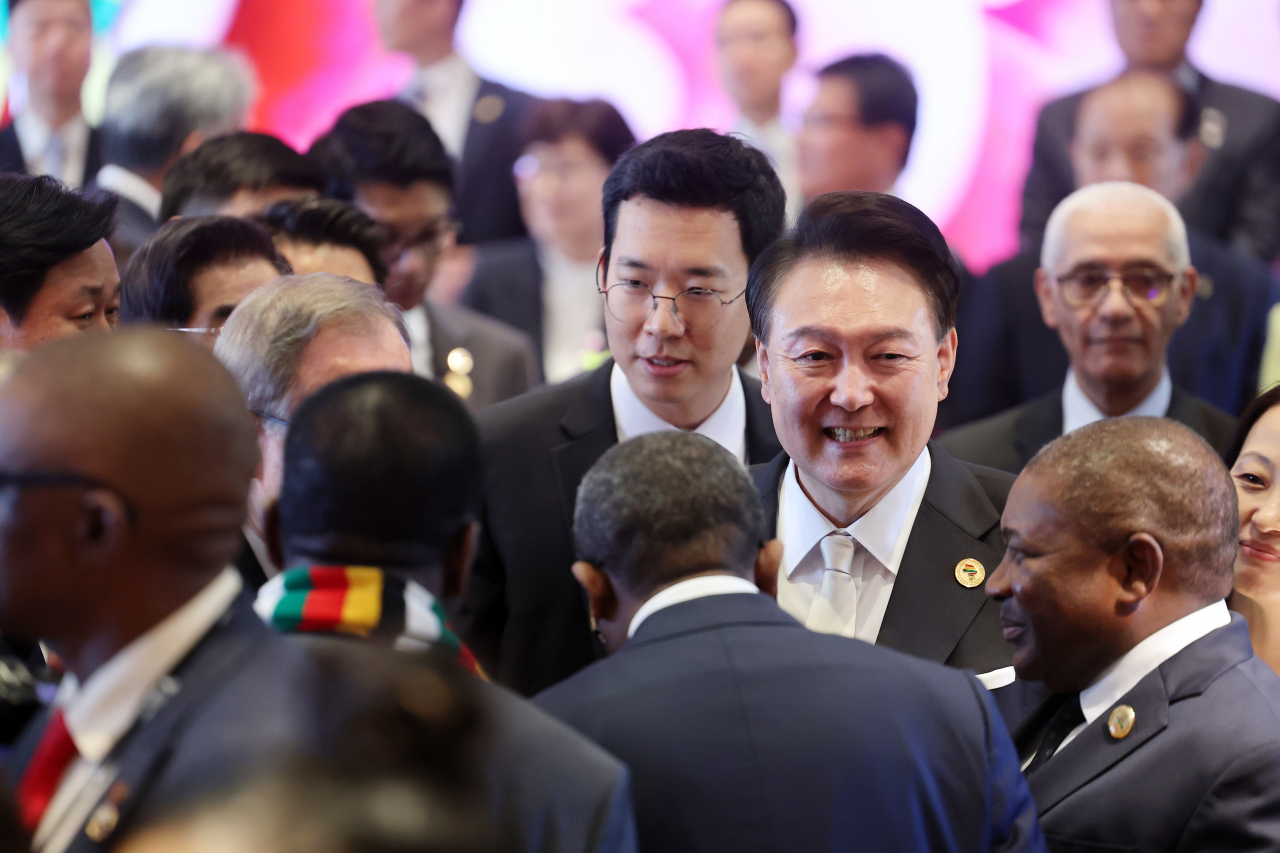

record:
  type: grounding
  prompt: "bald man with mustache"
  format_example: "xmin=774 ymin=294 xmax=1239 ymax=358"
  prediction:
xmin=0 ymin=330 xmax=349 ymax=853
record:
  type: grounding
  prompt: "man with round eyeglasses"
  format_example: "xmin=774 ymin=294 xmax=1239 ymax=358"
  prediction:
xmin=463 ymin=129 xmax=786 ymax=696
xmin=941 ymin=181 xmax=1235 ymax=474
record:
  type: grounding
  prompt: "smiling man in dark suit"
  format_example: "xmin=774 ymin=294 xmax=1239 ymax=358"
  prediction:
xmin=464 ymin=129 xmax=785 ymax=695
xmin=748 ymin=191 xmax=1014 ymax=685
xmin=940 ymin=181 xmax=1234 ymax=474
xmin=987 ymin=416 xmax=1280 ymax=852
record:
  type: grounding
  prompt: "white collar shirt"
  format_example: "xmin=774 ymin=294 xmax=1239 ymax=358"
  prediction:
xmin=33 ymin=568 xmax=243 ymax=853
xmin=775 ymin=448 xmax=931 ymax=644
xmin=628 ymin=574 xmax=759 ymax=638
xmin=1054 ymin=600 xmax=1230 ymax=755
xmin=1061 ymin=367 xmax=1172 ymax=436
xmin=13 ymin=111 xmax=90 ymax=188
xmin=94 ymin=164 xmax=162 ymax=219
xmin=403 ymin=304 xmax=434 ymax=379
xmin=540 ymin=247 xmax=604 ymax=384
xmin=407 ymin=53 xmax=481 ymax=161
xmin=610 ymin=362 xmax=746 ymax=463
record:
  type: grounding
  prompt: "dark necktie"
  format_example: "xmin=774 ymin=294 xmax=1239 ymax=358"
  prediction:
xmin=1025 ymin=693 xmax=1084 ymax=775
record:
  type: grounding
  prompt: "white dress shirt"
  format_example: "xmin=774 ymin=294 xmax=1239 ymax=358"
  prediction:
xmin=628 ymin=574 xmax=759 ymax=638
xmin=1054 ymin=600 xmax=1231 ymax=756
xmin=407 ymin=53 xmax=482 ymax=161
xmin=540 ymin=247 xmax=604 ymax=384
xmin=732 ymin=113 xmax=800 ymax=223
xmin=403 ymin=304 xmax=435 ymax=379
xmin=776 ymin=449 xmax=931 ymax=643
xmin=34 ymin=568 xmax=243 ymax=853
xmin=94 ymin=164 xmax=162 ymax=219
xmin=13 ymin=111 xmax=90 ymax=188
xmin=1062 ymin=367 xmax=1172 ymax=436
xmin=610 ymin=363 xmax=746 ymax=463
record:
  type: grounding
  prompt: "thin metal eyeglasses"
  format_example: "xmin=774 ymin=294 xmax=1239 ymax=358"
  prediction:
xmin=0 ymin=469 xmax=138 ymax=524
xmin=595 ymin=265 xmax=746 ymax=332
xmin=1055 ymin=265 xmax=1178 ymax=309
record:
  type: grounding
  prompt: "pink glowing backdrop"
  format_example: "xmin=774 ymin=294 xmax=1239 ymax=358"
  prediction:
xmin=19 ymin=0 xmax=1280 ymax=272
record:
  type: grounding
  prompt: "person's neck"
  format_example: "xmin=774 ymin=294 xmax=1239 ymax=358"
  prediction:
xmin=28 ymin=94 xmax=83 ymax=133
xmin=796 ymin=461 xmax=910 ymax=529
xmin=1075 ymin=366 xmax=1163 ymax=418
xmin=1072 ymin=594 xmax=1212 ymax=690
xmin=1126 ymin=54 xmax=1186 ymax=76
xmin=739 ymin=97 xmax=781 ymax=129
xmin=639 ymin=369 xmax=733 ymax=431
xmin=413 ymin=42 xmax=457 ymax=71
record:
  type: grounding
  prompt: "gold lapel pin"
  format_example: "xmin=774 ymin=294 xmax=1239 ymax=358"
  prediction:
xmin=1108 ymin=704 xmax=1136 ymax=739
xmin=85 ymin=780 xmax=130 ymax=842
xmin=473 ymin=94 xmax=506 ymax=124
xmin=954 ymin=558 xmax=985 ymax=588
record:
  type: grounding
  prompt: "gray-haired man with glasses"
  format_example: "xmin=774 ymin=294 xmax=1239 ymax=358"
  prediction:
xmin=463 ymin=129 xmax=786 ymax=696
xmin=941 ymin=181 xmax=1235 ymax=473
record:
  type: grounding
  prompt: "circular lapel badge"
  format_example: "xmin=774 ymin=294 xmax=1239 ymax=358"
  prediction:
xmin=954 ymin=558 xmax=985 ymax=588
xmin=1108 ymin=704 xmax=1136 ymax=739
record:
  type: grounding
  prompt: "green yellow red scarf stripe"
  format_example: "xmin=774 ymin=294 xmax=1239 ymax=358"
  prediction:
xmin=272 ymin=566 xmax=384 ymax=636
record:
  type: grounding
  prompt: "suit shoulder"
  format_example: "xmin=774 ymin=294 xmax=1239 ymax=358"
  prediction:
xmin=478 ymin=368 xmax=601 ymax=442
xmin=435 ymin=301 xmax=536 ymax=354
xmin=937 ymin=405 xmax=1027 ymax=470
xmin=1189 ymin=395 xmax=1239 ymax=454
xmin=472 ymin=237 xmax=539 ymax=276
xmin=477 ymin=79 xmax=540 ymax=113
xmin=477 ymin=679 xmax=625 ymax=780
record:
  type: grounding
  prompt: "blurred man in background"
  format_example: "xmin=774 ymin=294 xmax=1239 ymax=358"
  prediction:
xmin=715 ymin=0 xmax=800 ymax=219
xmin=462 ymin=98 xmax=635 ymax=383
xmin=256 ymin=196 xmax=387 ymax=285
xmin=94 ymin=47 xmax=257 ymax=265
xmin=159 ymin=132 xmax=326 ymax=221
xmin=374 ymin=0 xmax=538 ymax=246
xmin=0 ymin=0 xmax=100 ymax=188
xmin=1020 ymin=0 xmax=1280 ymax=262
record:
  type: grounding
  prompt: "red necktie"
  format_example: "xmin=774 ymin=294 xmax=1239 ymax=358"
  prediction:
xmin=15 ymin=708 xmax=80 ymax=833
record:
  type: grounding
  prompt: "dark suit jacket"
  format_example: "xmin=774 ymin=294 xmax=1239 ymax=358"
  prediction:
xmin=461 ymin=236 xmax=546 ymax=364
xmin=942 ymin=232 xmax=1278 ymax=428
xmin=535 ymin=593 xmax=1044 ymax=853
xmin=939 ymin=384 xmax=1237 ymax=474
xmin=1019 ymin=66 xmax=1280 ymax=260
xmin=425 ymin=301 xmax=541 ymax=411
xmin=3 ymin=596 xmax=341 ymax=852
xmin=0 ymin=122 xmax=103 ymax=188
xmin=453 ymin=79 xmax=538 ymax=245
xmin=464 ymin=361 xmax=783 ymax=696
xmin=1009 ymin=617 xmax=1280 ymax=853
xmin=85 ymin=175 xmax=162 ymax=269
xmin=752 ymin=442 xmax=1015 ymax=674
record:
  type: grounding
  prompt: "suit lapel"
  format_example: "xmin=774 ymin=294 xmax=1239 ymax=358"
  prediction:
xmin=751 ymin=452 xmax=789 ymax=540
xmin=875 ymin=444 xmax=1005 ymax=663
xmin=1011 ymin=390 xmax=1064 ymax=470
xmin=741 ymin=372 xmax=780 ymax=465
xmin=550 ymin=364 xmax=617 ymax=529
xmin=1165 ymin=386 xmax=1206 ymax=433
xmin=423 ymin=302 xmax=467 ymax=379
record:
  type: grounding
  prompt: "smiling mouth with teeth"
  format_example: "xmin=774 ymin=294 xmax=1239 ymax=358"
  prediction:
xmin=826 ymin=427 xmax=884 ymax=442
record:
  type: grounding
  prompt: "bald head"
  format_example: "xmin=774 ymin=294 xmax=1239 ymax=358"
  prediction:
xmin=1027 ymin=417 xmax=1236 ymax=600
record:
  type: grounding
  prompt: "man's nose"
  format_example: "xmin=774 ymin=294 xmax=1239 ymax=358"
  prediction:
xmin=985 ymin=557 xmax=1013 ymax=601
xmin=1095 ymin=278 xmax=1139 ymax=320
xmin=829 ymin=362 xmax=874 ymax=411
xmin=641 ymin=296 xmax=685 ymax=338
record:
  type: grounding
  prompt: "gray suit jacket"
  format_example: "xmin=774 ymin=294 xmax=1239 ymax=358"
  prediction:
xmin=1020 ymin=66 xmax=1280 ymax=260
xmin=424 ymin=301 xmax=540 ymax=413
xmin=938 ymin=384 xmax=1237 ymax=474
xmin=461 ymin=237 xmax=546 ymax=366
xmin=1012 ymin=617 xmax=1280 ymax=853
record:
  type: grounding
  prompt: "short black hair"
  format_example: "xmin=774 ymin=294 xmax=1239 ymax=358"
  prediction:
xmin=602 ymin=128 xmax=785 ymax=274
xmin=574 ymin=432 xmax=764 ymax=596
xmin=256 ymin=197 xmax=389 ymax=286
xmin=747 ymin=191 xmax=960 ymax=342
xmin=0 ymin=174 xmax=117 ymax=325
xmin=1227 ymin=384 xmax=1280 ymax=466
xmin=159 ymin=132 xmax=327 ymax=221
xmin=519 ymin=98 xmax=636 ymax=167
xmin=119 ymin=216 xmax=291 ymax=327
xmin=279 ymin=372 xmax=481 ymax=567
xmin=819 ymin=53 xmax=918 ymax=169
xmin=312 ymin=100 xmax=454 ymax=201
xmin=1078 ymin=71 xmax=1203 ymax=143
xmin=721 ymin=0 xmax=797 ymax=36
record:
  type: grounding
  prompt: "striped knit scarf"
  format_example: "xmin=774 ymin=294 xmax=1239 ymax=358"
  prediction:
xmin=253 ymin=565 xmax=485 ymax=678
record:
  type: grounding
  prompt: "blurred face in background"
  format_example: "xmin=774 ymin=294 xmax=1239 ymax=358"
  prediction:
xmin=798 ymin=76 xmax=904 ymax=199
xmin=515 ymin=135 xmax=611 ymax=261
xmin=716 ymin=0 xmax=796 ymax=121
xmin=184 ymin=258 xmax=282 ymax=348
xmin=1071 ymin=74 xmax=1203 ymax=202
xmin=374 ymin=0 xmax=459 ymax=57
xmin=8 ymin=0 xmax=92 ymax=112
xmin=0 ymin=240 xmax=119 ymax=352
xmin=1231 ymin=404 xmax=1280 ymax=596
xmin=275 ymin=240 xmax=377 ymax=285
xmin=1110 ymin=0 xmax=1201 ymax=72
xmin=354 ymin=180 xmax=453 ymax=312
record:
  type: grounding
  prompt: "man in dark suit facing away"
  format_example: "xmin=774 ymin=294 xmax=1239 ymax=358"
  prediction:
xmin=987 ymin=416 xmax=1280 ymax=852
xmin=464 ymin=129 xmax=786 ymax=696
xmin=0 ymin=330 xmax=351 ymax=853
xmin=536 ymin=431 xmax=1045 ymax=853
xmin=748 ymin=191 xmax=1015 ymax=684
xmin=941 ymin=182 xmax=1235 ymax=474
xmin=374 ymin=0 xmax=538 ymax=245
xmin=1019 ymin=0 xmax=1280 ymax=262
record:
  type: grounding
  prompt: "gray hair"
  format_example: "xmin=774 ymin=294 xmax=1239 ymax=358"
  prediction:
xmin=214 ymin=273 xmax=409 ymax=421
xmin=101 ymin=46 xmax=258 ymax=173
xmin=1040 ymin=181 xmax=1190 ymax=273
xmin=574 ymin=432 xmax=765 ymax=595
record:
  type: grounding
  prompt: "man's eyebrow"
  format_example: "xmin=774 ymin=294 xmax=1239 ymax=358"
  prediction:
xmin=77 ymin=286 xmax=104 ymax=298
xmin=780 ymin=326 xmax=918 ymax=345
xmin=615 ymin=258 xmax=728 ymax=278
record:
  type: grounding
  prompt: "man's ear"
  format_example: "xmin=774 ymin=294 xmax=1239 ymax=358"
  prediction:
xmin=265 ymin=500 xmax=284 ymax=569
xmin=571 ymin=561 xmax=618 ymax=625
xmin=1033 ymin=268 xmax=1059 ymax=330
xmin=754 ymin=539 xmax=783 ymax=599
xmin=1114 ymin=532 xmax=1163 ymax=611
xmin=1173 ymin=265 xmax=1198 ymax=328
xmin=442 ymin=521 xmax=481 ymax=600
xmin=756 ymin=337 xmax=772 ymax=405
xmin=75 ymin=489 xmax=129 ymax=568
xmin=936 ymin=326 xmax=958 ymax=401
